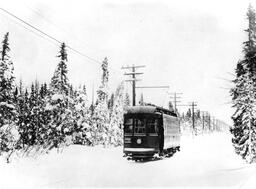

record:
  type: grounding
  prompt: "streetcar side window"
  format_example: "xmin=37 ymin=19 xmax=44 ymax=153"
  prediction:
xmin=134 ymin=119 xmax=146 ymax=133
xmin=124 ymin=118 xmax=133 ymax=133
xmin=147 ymin=119 xmax=158 ymax=133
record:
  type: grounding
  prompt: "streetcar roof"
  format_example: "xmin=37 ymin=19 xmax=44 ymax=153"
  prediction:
xmin=125 ymin=105 xmax=177 ymax=117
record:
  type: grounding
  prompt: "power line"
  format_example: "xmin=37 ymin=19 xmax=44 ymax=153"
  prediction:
xmin=0 ymin=9 xmax=60 ymax=47
xmin=0 ymin=7 xmax=122 ymax=77
xmin=0 ymin=7 xmax=100 ymax=63
xmin=0 ymin=8 xmax=62 ymax=44
xmin=23 ymin=3 xmax=100 ymax=54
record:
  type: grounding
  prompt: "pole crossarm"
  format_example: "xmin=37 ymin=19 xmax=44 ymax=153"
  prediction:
xmin=169 ymin=96 xmax=182 ymax=99
xmin=122 ymin=65 xmax=145 ymax=106
xmin=167 ymin=92 xmax=183 ymax=95
xmin=125 ymin=79 xmax=141 ymax=82
xmin=122 ymin=65 xmax=146 ymax=69
xmin=124 ymin=72 xmax=144 ymax=75
xmin=136 ymin=86 xmax=170 ymax=89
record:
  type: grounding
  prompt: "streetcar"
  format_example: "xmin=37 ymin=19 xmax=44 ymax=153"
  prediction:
xmin=123 ymin=105 xmax=181 ymax=161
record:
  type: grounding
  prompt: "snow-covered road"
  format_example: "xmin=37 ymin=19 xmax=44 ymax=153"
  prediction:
xmin=1 ymin=132 xmax=256 ymax=188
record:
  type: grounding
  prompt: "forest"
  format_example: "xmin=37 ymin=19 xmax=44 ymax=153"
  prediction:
xmin=0 ymin=31 xmax=227 ymax=163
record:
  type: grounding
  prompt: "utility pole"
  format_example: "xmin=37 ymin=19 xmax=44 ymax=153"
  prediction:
xmin=208 ymin=114 xmax=211 ymax=131
xmin=167 ymin=92 xmax=182 ymax=113
xmin=91 ymin=82 xmax=94 ymax=115
xmin=122 ymin=65 xmax=145 ymax=106
xmin=177 ymin=101 xmax=197 ymax=134
xmin=191 ymin=102 xmax=197 ymax=132
xmin=202 ymin=111 xmax=205 ymax=131
xmin=212 ymin=117 xmax=215 ymax=131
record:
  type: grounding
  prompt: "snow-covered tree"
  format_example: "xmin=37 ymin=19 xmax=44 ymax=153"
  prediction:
xmin=0 ymin=32 xmax=16 ymax=127
xmin=108 ymin=93 xmax=114 ymax=113
xmin=186 ymin=108 xmax=192 ymax=119
xmin=92 ymin=57 xmax=110 ymax=145
xmin=0 ymin=32 xmax=19 ymax=161
xmin=92 ymin=99 xmax=109 ymax=145
xmin=17 ymin=89 xmax=30 ymax=148
xmin=72 ymin=85 xmax=92 ymax=145
xmin=230 ymin=5 xmax=256 ymax=163
xmin=97 ymin=57 xmax=109 ymax=101
xmin=139 ymin=93 xmax=144 ymax=105
xmin=50 ymin=43 xmax=69 ymax=95
xmin=109 ymin=82 xmax=125 ymax=146
xmin=124 ymin=92 xmax=130 ymax=107
xmin=47 ymin=42 xmax=74 ymax=149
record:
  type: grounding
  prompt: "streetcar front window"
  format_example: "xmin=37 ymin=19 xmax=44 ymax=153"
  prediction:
xmin=124 ymin=118 xmax=133 ymax=133
xmin=134 ymin=118 xmax=146 ymax=134
xmin=147 ymin=119 xmax=158 ymax=133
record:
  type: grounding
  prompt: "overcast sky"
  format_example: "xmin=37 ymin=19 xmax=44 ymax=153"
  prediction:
xmin=0 ymin=0 xmax=254 ymax=124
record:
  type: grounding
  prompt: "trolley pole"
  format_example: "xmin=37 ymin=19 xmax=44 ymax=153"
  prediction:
xmin=167 ymin=92 xmax=182 ymax=113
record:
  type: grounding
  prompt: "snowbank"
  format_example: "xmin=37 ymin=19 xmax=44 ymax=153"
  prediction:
xmin=1 ymin=132 xmax=256 ymax=188
xmin=240 ymin=173 xmax=256 ymax=189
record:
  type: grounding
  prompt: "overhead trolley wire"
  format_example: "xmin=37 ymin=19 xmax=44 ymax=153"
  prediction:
xmin=0 ymin=10 xmax=61 ymax=47
xmin=0 ymin=7 xmax=101 ymax=63
xmin=0 ymin=7 xmax=123 ymax=78
xmin=23 ymin=4 xmax=98 ymax=54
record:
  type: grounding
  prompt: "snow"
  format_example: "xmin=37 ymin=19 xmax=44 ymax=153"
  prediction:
xmin=44 ymin=103 xmax=54 ymax=111
xmin=1 ymin=132 xmax=256 ymax=188
xmin=240 ymin=173 xmax=256 ymax=189
xmin=0 ymin=124 xmax=9 ymax=131
xmin=51 ymin=94 xmax=64 ymax=101
xmin=9 ymin=126 xmax=20 ymax=141
xmin=0 ymin=102 xmax=15 ymax=109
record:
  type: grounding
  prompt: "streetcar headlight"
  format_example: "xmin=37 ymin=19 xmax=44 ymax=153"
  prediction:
xmin=137 ymin=138 xmax=142 ymax=144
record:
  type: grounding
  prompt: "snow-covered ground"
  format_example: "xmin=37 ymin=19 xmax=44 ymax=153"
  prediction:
xmin=1 ymin=132 xmax=256 ymax=188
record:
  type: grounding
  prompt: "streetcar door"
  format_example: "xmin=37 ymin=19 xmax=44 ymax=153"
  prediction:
xmin=158 ymin=117 xmax=164 ymax=153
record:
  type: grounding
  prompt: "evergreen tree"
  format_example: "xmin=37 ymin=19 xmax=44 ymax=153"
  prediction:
xmin=139 ymin=93 xmax=144 ymax=105
xmin=97 ymin=57 xmax=109 ymax=101
xmin=27 ymin=82 xmax=43 ymax=146
xmin=17 ymin=89 xmax=30 ymax=147
xmin=50 ymin=42 xmax=69 ymax=95
xmin=124 ymin=92 xmax=130 ymax=107
xmin=93 ymin=57 xmax=110 ymax=145
xmin=73 ymin=85 xmax=91 ymax=145
xmin=0 ymin=32 xmax=19 ymax=160
xmin=92 ymin=99 xmax=109 ymax=145
xmin=48 ymin=42 xmax=73 ymax=149
xmin=186 ymin=108 xmax=192 ymax=119
xmin=109 ymin=82 xmax=125 ymax=146
xmin=108 ymin=93 xmax=115 ymax=113
xmin=0 ymin=32 xmax=16 ymax=126
xmin=230 ymin=5 xmax=256 ymax=163
xmin=37 ymin=83 xmax=52 ymax=147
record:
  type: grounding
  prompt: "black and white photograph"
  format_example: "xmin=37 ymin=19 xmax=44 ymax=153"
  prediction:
xmin=1 ymin=0 xmax=256 ymax=188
